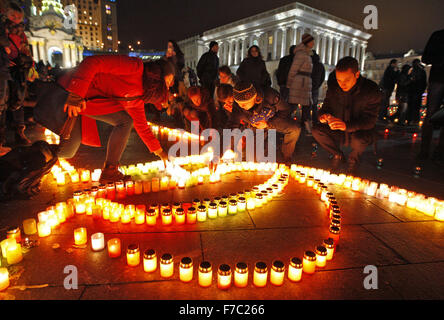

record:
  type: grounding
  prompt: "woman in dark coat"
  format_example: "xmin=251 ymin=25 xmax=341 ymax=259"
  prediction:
xmin=396 ymin=64 xmax=412 ymax=124
xmin=236 ymin=45 xmax=271 ymax=91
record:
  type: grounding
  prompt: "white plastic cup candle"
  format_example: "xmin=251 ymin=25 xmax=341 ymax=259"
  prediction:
xmin=23 ymin=219 xmax=37 ymax=235
xmin=303 ymin=251 xmax=317 ymax=274
xmin=228 ymin=200 xmax=237 ymax=215
xmin=288 ymin=257 xmax=303 ymax=282
xmin=143 ymin=249 xmax=157 ymax=273
xmin=315 ymin=246 xmax=328 ymax=267
xmin=253 ymin=262 xmax=268 ymax=287
xmin=56 ymin=172 xmax=66 ymax=186
xmin=152 ymin=177 xmax=160 ymax=192
xmin=218 ymin=201 xmax=228 ymax=217
xmin=208 ymin=203 xmax=218 ymax=219
xmin=197 ymin=205 xmax=207 ymax=222
xmin=237 ymin=197 xmax=246 ymax=212
xmin=247 ymin=197 xmax=256 ymax=210
xmin=217 ymin=264 xmax=232 ymax=290
xmin=81 ymin=169 xmax=91 ymax=182
xmin=126 ymin=244 xmax=140 ymax=267
xmin=135 ymin=205 xmax=145 ymax=224
xmin=198 ymin=261 xmax=213 ymax=288
xmin=74 ymin=227 xmax=87 ymax=245
xmin=1 ymin=239 xmax=15 ymax=258
xmin=161 ymin=208 xmax=173 ymax=225
xmin=6 ymin=226 xmax=21 ymax=243
xmin=37 ymin=221 xmax=51 ymax=237
xmin=91 ymin=233 xmax=105 ymax=251
xmin=0 ymin=268 xmax=9 ymax=291
xmin=107 ymin=238 xmax=121 ymax=258
xmin=234 ymin=262 xmax=248 ymax=288
xmin=6 ymin=242 xmax=23 ymax=265
xmin=270 ymin=260 xmax=285 ymax=286
xmin=175 ymin=208 xmax=185 ymax=225
xmin=160 ymin=176 xmax=169 ymax=191
xmin=187 ymin=207 xmax=197 ymax=224
xmin=323 ymin=238 xmax=335 ymax=261
xmin=329 ymin=226 xmax=341 ymax=244
xmin=160 ymin=253 xmax=174 ymax=278
xmin=255 ymin=194 xmax=263 ymax=208
xmin=179 ymin=257 xmax=193 ymax=282
xmin=146 ymin=209 xmax=157 ymax=226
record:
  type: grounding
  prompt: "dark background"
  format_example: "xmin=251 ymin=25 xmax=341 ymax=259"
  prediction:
xmin=116 ymin=0 xmax=444 ymax=55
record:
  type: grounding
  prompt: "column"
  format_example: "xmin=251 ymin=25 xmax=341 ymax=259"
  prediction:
xmin=70 ymin=43 xmax=77 ymax=67
xmin=280 ymin=27 xmax=287 ymax=58
xmin=63 ymin=43 xmax=71 ymax=68
xmin=249 ymin=34 xmax=255 ymax=48
xmin=327 ymin=35 xmax=333 ymax=65
xmin=38 ymin=41 xmax=46 ymax=64
xmin=30 ymin=40 xmax=39 ymax=61
xmin=321 ymin=34 xmax=327 ymax=64
xmin=360 ymin=44 xmax=367 ymax=71
xmin=272 ymin=29 xmax=278 ymax=60
xmin=77 ymin=46 xmax=83 ymax=63
xmin=338 ymin=39 xmax=344 ymax=60
xmin=298 ymin=26 xmax=304 ymax=43
xmin=355 ymin=45 xmax=361 ymax=65
xmin=333 ymin=37 xmax=340 ymax=65
xmin=224 ymin=41 xmax=229 ymax=65
xmin=260 ymin=33 xmax=268 ymax=61
xmin=351 ymin=42 xmax=357 ymax=58
xmin=241 ymin=38 xmax=247 ymax=61
xmin=292 ymin=25 xmax=298 ymax=45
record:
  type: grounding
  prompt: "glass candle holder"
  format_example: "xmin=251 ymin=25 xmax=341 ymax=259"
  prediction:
xmin=23 ymin=219 xmax=37 ymax=235
xmin=198 ymin=261 xmax=213 ymax=288
xmin=175 ymin=208 xmax=185 ymax=225
xmin=152 ymin=177 xmax=160 ymax=192
xmin=253 ymin=262 xmax=268 ymax=287
xmin=120 ymin=209 xmax=131 ymax=224
xmin=135 ymin=205 xmax=146 ymax=224
xmin=0 ymin=268 xmax=9 ymax=291
xmin=217 ymin=264 xmax=232 ymax=290
xmin=323 ymin=238 xmax=335 ymax=261
xmin=255 ymin=194 xmax=263 ymax=208
xmin=143 ymin=249 xmax=157 ymax=273
xmin=208 ymin=203 xmax=218 ymax=219
xmin=150 ymin=203 xmax=159 ymax=219
xmin=234 ymin=262 xmax=248 ymax=288
xmin=197 ymin=205 xmax=207 ymax=222
xmin=107 ymin=238 xmax=121 ymax=258
xmin=161 ymin=208 xmax=173 ymax=225
xmin=288 ymin=257 xmax=303 ymax=282
xmin=74 ymin=227 xmax=87 ymax=245
xmin=187 ymin=207 xmax=197 ymax=224
xmin=172 ymin=203 xmax=181 ymax=215
xmin=179 ymin=257 xmax=193 ymax=282
xmin=143 ymin=179 xmax=151 ymax=193
xmin=6 ymin=242 xmax=23 ymax=265
xmin=202 ymin=198 xmax=211 ymax=207
xmin=134 ymin=180 xmax=143 ymax=195
xmin=91 ymin=232 xmax=105 ymax=251
xmin=214 ymin=197 xmax=221 ymax=204
xmin=330 ymin=205 xmax=341 ymax=219
xmin=37 ymin=221 xmax=51 ymax=237
xmin=160 ymin=176 xmax=169 ymax=191
xmin=116 ymin=181 xmax=126 ymax=199
xmin=127 ymin=244 xmax=140 ymax=267
xmin=315 ymin=246 xmax=328 ymax=268
xmin=329 ymin=225 xmax=341 ymax=244
xmin=270 ymin=260 xmax=285 ymax=286
xmin=228 ymin=200 xmax=238 ymax=215
xmin=331 ymin=219 xmax=341 ymax=228
xmin=160 ymin=253 xmax=174 ymax=278
xmin=218 ymin=201 xmax=228 ymax=217
xmin=106 ymin=182 xmax=116 ymax=200
xmin=97 ymin=184 xmax=107 ymax=198
xmin=81 ymin=169 xmax=91 ymax=183
xmin=193 ymin=199 xmax=201 ymax=207
xmin=6 ymin=226 xmax=22 ymax=243
xmin=146 ymin=209 xmax=157 ymax=226
xmin=303 ymin=251 xmax=317 ymax=274
xmin=237 ymin=197 xmax=246 ymax=212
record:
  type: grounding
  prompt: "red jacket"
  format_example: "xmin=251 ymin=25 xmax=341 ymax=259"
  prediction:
xmin=58 ymin=55 xmax=161 ymax=152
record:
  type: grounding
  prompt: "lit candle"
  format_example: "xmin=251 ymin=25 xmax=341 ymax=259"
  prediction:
xmin=143 ymin=249 xmax=157 ymax=273
xmin=75 ymin=199 xmax=86 ymax=215
xmin=198 ymin=261 xmax=213 ymax=288
xmin=37 ymin=221 xmax=51 ymax=237
xmin=315 ymin=246 xmax=328 ymax=268
xmin=6 ymin=242 xmax=23 ymax=265
xmin=0 ymin=268 xmax=9 ymax=291
xmin=218 ymin=201 xmax=228 ymax=217
xmin=1 ymin=239 xmax=15 ymax=258
xmin=70 ymin=171 xmax=79 ymax=183
xmin=160 ymin=176 xmax=169 ymax=191
xmin=197 ymin=205 xmax=207 ymax=222
xmin=288 ymin=257 xmax=303 ymax=282
xmin=91 ymin=233 xmax=105 ymax=251
xmin=161 ymin=208 xmax=173 ymax=225
xmin=208 ymin=202 xmax=218 ymax=219
xmin=255 ymin=193 xmax=263 ymax=208
xmin=146 ymin=209 xmax=157 ymax=226
xmin=253 ymin=262 xmax=268 ymax=287
xmin=126 ymin=181 xmax=135 ymax=196
xmin=160 ymin=253 xmax=174 ymax=278
xmin=179 ymin=257 xmax=193 ymax=282
xmin=270 ymin=260 xmax=285 ymax=286
xmin=81 ymin=169 xmax=91 ymax=182
xmin=135 ymin=180 xmax=143 ymax=195
xmin=107 ymin=238 xmax=121 ymax=258
xmin=187 ymin=207 xmax=197 ymax=224
xmin=6 ymin=226 xmax=22 ymax=243
xmin=74 ymin=227 xmax=87 ymax=245
xmin=329 ymin=225 xmax=341 ymax=244
xmin=178 ymin=179 xmax=186 ymax=189
xmin=198 ymin=176 xmax=204 ymax=184
xmin=234 ymin=262 xmax=248 ymax=288
xmin=116 ymin=181 xmax=126 ymax=199
xmin=126 ymin=244 xmax=140 ymax=267
xmin=135 ymin=205 xmax=145 ymax=224
xmin=175 ymin=208 xmax=185 ymax=225
xmin=106 ymin=182 xmax=115 ymax=200
xmin=217 ymin=264 xmax=232 ymax=290
xmin=323 ymin=238 xmax=335 ymax=260
xmin=303 ymin=251 xmax=317 ymax=274
xmin=435 ymin=206 xmax=444 ymax=221
xmin=228 ymin=200 xmax=238 ymax=215
xmin=91 ymin=169 xmax=101 ymax=182
xmin=246 ymin=197 xmax=256 ymax=210
xmin=143 ymin=179 xmax=151 ymax=193
xmin=56 ymin=202 xmax=68 ymax=223
xmin=237 ymin=197 xmax=246 ymax=212
xmin=56 ymin=172 xmax=66 ymax=186
xmin=120 ymin=209 xmax=131 ymax=224
xmin=23 ymin=219 xmax=37 ymax=235
xmin=150 ymin=203 xmax=159 ymax=219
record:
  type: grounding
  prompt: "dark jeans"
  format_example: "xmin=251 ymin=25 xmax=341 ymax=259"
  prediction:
xmin=406 ymin=92 xmax=423 ymax=123
xmin=379 ymin=89 xmax=393 ymax=120
xmin=268 ymin=116 xmax=301 ymax=160
xmin=421 ymin=81 xmax=444 ymax=155
xmin=58 ymin=111 xmax=134 ymax=166
xmin=279 ymin=86 xmax=289 ymax=103
xmin=311 ymin=89 xmax=320 ymax=123
xmin=312 ymin=123 xmax=374 ymax=164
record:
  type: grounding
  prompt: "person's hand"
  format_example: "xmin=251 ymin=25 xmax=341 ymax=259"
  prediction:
xmin=252 ymin=120 xmax=268 ymax=129
xmin=154 ymin=148 xmax=169 ymax=166
xmin=64 ymin=100 xmax=86 ymax=118
xmin=223 ymin=103 xmax=232 ymax=113
xmin=329 ymin=119 xmax=346 ymax=131
xmin=408 ymin=67 xmax=413 ymax=75
xmin=319 ymin=114 xmax=331 ymax=124
xmin=5 ymin=47 xmax=11 ymax=55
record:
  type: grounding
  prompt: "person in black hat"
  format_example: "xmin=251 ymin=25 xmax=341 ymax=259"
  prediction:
xmin=196 ymin=41 xmax=219 ymax=95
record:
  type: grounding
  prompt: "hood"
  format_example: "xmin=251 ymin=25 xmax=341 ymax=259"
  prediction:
xmin=294 ymin=43 xmax=308 ymax=53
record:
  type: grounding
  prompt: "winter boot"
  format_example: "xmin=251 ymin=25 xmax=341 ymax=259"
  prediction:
xmin=99 ymin=164 xmax=131 ymax=183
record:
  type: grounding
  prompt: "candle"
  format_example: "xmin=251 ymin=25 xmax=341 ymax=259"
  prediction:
xmin=6 ymin=242 xmax=23 ymax=265
xmin=37 ymin=221 xmax=51 ymax=237
xmin=134 ymin=205 xmax=145 ymax=224
xmin=120 ymin=209 xmax=131 ymax=224
xmin=208 ymin=203 xmax=218 ymax=219
xmin=270 ymin=260 xmax=285 ymax=286
xmin=175 ymin=208 xmax=185 ymax=225
xmin=70 ymin=171 xmax=79 ymax=183
xmin=23 ymin=219 xmax=37 ymax=235
xmin=160 ymin=176 xmax=169 ymax=191
xmin=1 ymin=239 xmax=15 ymax=258
xmin=56 ymin=202 xmax=68 ymax=223
xmin=315 ymin=246 xmax=328 ymax=268
xmin=288 ymin=257 xmax=303 ymax=282
xmin=146 ymin=209 xmax=157 ymax=226
xmin=56 ymin=172 xmax=66 ymax=185
xmin=329 ymin=226 xmax=341 ymax=244
xmin=193 ymin=199 xmax=201 ymax=207
xmin=127 ymin=244 xmax=140 ymax=267
xmin=234 ymin=262 xmax=248 ymax=288
xmin=91 ymin=169 xmax=101 ymax=182
xmin=161 ymin=208 xmax=173 ymax=225
xmin=323 ymin=238 xmax=335 ymax=261
xmin=198 ymin=261 xmax=213 ymax=288
xmin=198 ymin=176 xmax=204 ymax=184
xmin=178 ymin=179 xmax=185 ymax=189
xmin=74 ymin=227 xmax=87 ymax=245
xmin=218 ymin=201 xmax=228 ymax=217
xmin=197 ymin=205 xmax=207 ymax=222
xmin=180 ymin=257 xmax=193 ymax=282
xmin=75 ymin=199 xmax=86 ymax=215
xmin=143 ymin=249 xmax=157 ymax=273
xmin=6 ymin=226 xmax=22 ymax=243
xmin=0 ymin=268 xmax=9 ymax=291
xmin=135 ymin=180 xmax=143 ymax=195
xmin=228 ymin=200 xmax=238 ymax=215
xmin=247 ymin=197 xmax=256 ymax=210
xmin=91 ymin=233 xmax=105 ymax=251
xmin=160 ymin=253 xmax=174 ymax=278
xmin=81 ymin=169 xmax=91 ymax=182
xmin=237 ymin=197 xmax=246 ymax=212
xmin=150 ymin=203 xmax=159 ymax=219
xmin=255 ymin=193 xmax=263 ymax=208
xmin=253 ymin=262 xmax=268 ymax=287
xmin=303 ymin=251 xmax=317 ymax=274
xmin=116 ymin=181 xmax=125 ymax=199
xmin=107 ymin=238 xmax=121 ymax=258
xmin=436 ymin=206 xmax=444 ymax=221
xmin=187 ymin=207 xmax=197 ymax=224
xmin=217 ymin=264 xmax=232 ymax=290
xmin=126 ymin=181 xmax=135 ymax=196
xmin=106 ymin=182 xmax=115 ymax=200
xmin=143 ymin=179 xmax=151 ymax=193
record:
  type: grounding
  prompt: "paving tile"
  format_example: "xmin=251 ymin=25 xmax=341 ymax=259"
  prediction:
xmin=366 ymin=198 xmax=436 ymax=222
xmin=2 ymin=285 xmax=85 ymax=300
xmin=335 ymin=199 xmax=401 ymax=225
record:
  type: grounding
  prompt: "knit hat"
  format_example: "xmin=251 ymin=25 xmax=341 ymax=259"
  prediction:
xmin=209 ymin=41 xmax=218 ymax=50
xmin=302 ymin=33 xmax=314 ymax=45
xmin=233 ymin=82 xmax=257 ymax=102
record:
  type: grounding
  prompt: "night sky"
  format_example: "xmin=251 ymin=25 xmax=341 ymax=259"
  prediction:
xmin=117 ymin=0 xmax=444 ymax=55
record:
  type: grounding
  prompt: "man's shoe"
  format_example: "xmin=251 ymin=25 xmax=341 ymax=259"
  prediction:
xmin=0 ymin=145 xmax=11 ymax=157
xmin=100 ymin=164 xmax=131 ymax=183
xmin=15 ymin=125 xmax=31 ymax=145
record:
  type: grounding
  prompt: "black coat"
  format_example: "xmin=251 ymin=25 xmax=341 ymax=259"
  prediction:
xmin=408 ymin=65 xmax=427 ymax=95
xmin=276 ymin=54 xmax=294 ymax=87
xmin=196 ymin=51 xmax=219 ymax=85
xmin=422 ymin=29 xmax=444 ymax=84
xmin=320 ymin=73 xmax=382 ymax=133
xmin=311 ymin=53 xmax=325 ymax=92
xmin=380 ymin=65 xmax=399 ymax=92
xmin=237 ymin=57 xmax=271 ymax=90
xmin=396 ymin=71 xmax=413 ymax=102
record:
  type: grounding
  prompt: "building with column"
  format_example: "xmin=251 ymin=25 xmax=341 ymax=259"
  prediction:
xmin=178 ymin=1 xmax=371 ymax=89
xmin=26 ymin=0 xmax=83 ymax=68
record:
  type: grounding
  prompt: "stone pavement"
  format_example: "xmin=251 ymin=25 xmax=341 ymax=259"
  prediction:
xmin=0 ymin=119 xmax=443 ymax=300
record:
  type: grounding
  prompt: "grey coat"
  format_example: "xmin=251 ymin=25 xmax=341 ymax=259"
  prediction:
xmin=287 ymin=43 xmax=313 ymax=106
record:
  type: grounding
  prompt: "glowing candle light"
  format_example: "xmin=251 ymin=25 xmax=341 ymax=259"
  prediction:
xmin=114 ymin=181 xmax=125 ymax=199
xmin=237 ymin=197 xmax=246 ymax=212
xmin=23 ymin=219 xmax=37 ymax=235
xmin=151 ymin=177 xmax=160 ymax=192
xmin=126 ymin=244 xmax=140 ymax=267
xmin=270 ymin=260 xmax=285 ymax=286
xmin=178 ymin=179 xmax=186 ymax=189
xmin=193 ymin=199 xmax=201 ymax=207
xmin=106 ymin=182 xmax=115 ymax=200
xmin=107 ymin=238 xmax=121 ymax=258
xmin=145 ymin=208 xmax=157 ymax=226
xmin=6 ymin=242 xmax=23 ymax=265
xmin=160 ymin=253 xmax=174 ymax=278
xmin=198 ymin=176 xmax=204 ymax=184
xmin=197 ymin=205 xmax=207 ymax=222
xmin=1 ymin=239 xmax=15 ymax=258
xmin=81 ymin=169 xmax=91 ymax=183
xmin=180 ymin=257 xmax=193 ymax=282
xmin=70 ymin=171 xmax=80 ymax=183
xmin=207 ymin=203 xmax=218 ymax=219
xmin=255 ymin=193 xmax=263 ymax=208
xmin=253 ymin=262 xmax=268 ymax=287
xmin=143 ymin=249 xmax=157 ymax=273
xmin=303 ymin=251 xmax=317 ymax=274
xmin=134 ymin=180 xmax=143 ymax=195
xmin=218 ymin=201 xmax=228 ymax=217
xmin=228 ymin=200 xmax=238 ymax=214
xmin=234 ymin=262 xmax=248 ymax=288
xmin=91 ymin=233 xmax=105 ymax=251
xmin=74 ymin=227 xmax=87 ymax=245
xmin=329 ymin=226 xmax=341 ymax=244
xmin=198 ymin=261 xmax=213 ymax=288
xmin=288 ymin=257 xmax=303 ymax=282
xmin=217 ymin=264 xmax=232 ymax=290
xmin=161 ymin=208 xmax=173 ymax=225
xmin=0 ymin=268 xmax=9 ymax=291
xmin=187 ymin=207 xmax=197 ymax=224
xmin=120 ymin=209 xmax=131 ymax=224
xmin=37 ymin=221 xmax=51 ymax=237
xmin=6 ymin=226 xmax=22 ymax=243
xmin=323 ymin=238 xmax=335 ymax=260
xmin=247 ymin=197 xmax=256 ymax=210
xmin=160 ymin=176 xmax=169 ymax=191
xmin=134 ymin=205 xmax=145 ymax=224
xmin=91 ymin=169 xmax=101 ymax=182
xmin=315 ymin=246 xmax=328 ymax=267
xmin=56 ymin=172 xmax=66 ymax=186
xmin=75 ymin=199 xmax=86 ymax=215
